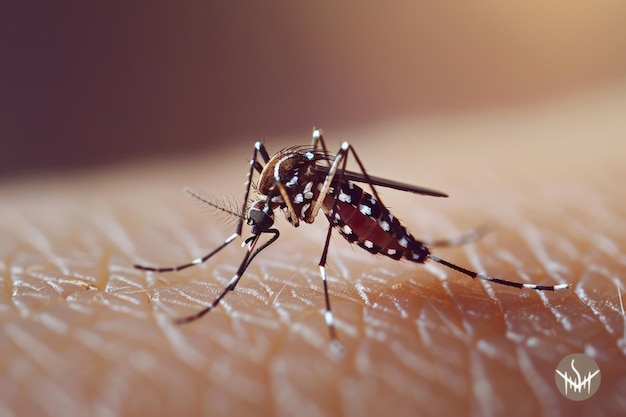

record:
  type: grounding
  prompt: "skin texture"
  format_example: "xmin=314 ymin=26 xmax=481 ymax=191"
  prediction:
xmin=1 ymin=86 xmax=626 ymax=417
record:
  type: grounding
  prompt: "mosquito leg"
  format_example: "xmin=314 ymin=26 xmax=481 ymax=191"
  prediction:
xmin=239 ymin=142 xmax=271 ymax=231
xmin=311 ymin=127 xmax=332 ymax=167
xmin=134 ymin=233 xmax=239 ymax=272
xmin=306 ymin=141 xmax=350 ymax=222
xmin=254 ymin=141 xmax=271 ymax=164
xmin=317 ymin=222 xmax=344 ymax=353
xmin=341 ymin=143 xmax=387 ymax=210
xmin=427 ymin=253 xmax=570 ymax=291
xmin=306 ymin=136 xmax=350 ymax=347
xmin=134 ymin=141 xmax=271 ymax=272
xmin=175 ymin=229 xmax=280 ymax=324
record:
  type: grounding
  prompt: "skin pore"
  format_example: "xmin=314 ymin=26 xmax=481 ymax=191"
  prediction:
xmin=1 ymin=87 xmax=625 ymax=417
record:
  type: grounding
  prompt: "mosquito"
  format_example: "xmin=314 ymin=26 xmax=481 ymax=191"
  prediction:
xmin=135 ymin=128 xmax=570 ymax=347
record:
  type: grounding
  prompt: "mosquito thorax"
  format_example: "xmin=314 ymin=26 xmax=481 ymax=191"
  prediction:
xmin=257 ymin=149 xmax=318 ymax=196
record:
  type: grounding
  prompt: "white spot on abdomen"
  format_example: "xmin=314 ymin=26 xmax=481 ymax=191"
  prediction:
xmin=359 ymin=204 xmax=372 ymax=216
xmin=301 ymin=203 xmax=311 ymax=218
xmin=338 ymin=190 xmax=351 ymax=203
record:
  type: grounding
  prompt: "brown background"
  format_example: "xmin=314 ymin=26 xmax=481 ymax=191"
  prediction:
xmin=3 ymin=0 xmax=626 ymax=177
xmin=2 ymin=1 xmax=626 ymax=417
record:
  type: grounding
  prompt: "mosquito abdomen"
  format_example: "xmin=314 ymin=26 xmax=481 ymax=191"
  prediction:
xmin=324 ymin=181 xmax=429 ymax=263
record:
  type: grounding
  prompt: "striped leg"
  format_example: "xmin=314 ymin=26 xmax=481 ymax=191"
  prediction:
xmin=175 ymin=229 xmax=280 ymax=324
xmin=427 ymin=254 xmax=570 ymax=291
xmin=311 ymin=127 xmax=331 ymax=164
xmin=317 ymin=221 xmax=345 ymax=354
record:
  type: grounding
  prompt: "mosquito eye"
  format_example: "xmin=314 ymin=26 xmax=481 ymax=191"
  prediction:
xmin=248 ymin=207 xmax=274 ymax=233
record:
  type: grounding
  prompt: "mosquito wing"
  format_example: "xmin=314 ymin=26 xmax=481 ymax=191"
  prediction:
xmin=314 ymin=166 xmax=448 ymax=198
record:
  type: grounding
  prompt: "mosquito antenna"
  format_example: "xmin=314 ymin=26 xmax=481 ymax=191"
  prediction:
xmin=427 ymin=253 xmax=570 ymax=291
xmin=185 ymin=187 xmax=245 ymax=222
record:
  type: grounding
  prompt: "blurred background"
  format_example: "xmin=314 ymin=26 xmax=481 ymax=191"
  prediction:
xmin=3 ymin=0 xmax=626 ymax=178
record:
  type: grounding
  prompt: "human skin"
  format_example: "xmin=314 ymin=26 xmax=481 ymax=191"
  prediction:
xmin=1 ymin=86 xmax=625 ymax=417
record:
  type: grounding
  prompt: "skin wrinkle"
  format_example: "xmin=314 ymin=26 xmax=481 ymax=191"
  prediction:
xmin=1 ymin=92 xmax=626 ymax=416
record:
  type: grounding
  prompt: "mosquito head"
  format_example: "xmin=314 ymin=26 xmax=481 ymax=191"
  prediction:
xmin=247 ymin=199 xmax=275 ymax=234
